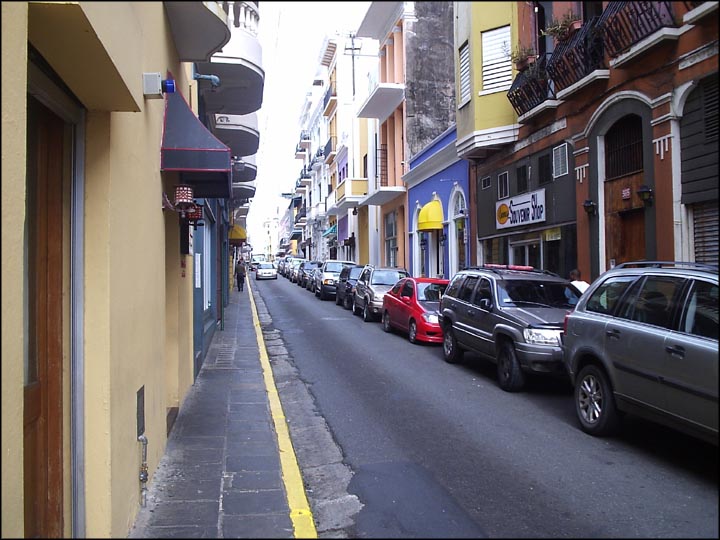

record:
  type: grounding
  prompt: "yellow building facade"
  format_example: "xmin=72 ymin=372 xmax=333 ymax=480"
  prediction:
xmin=1 ymin=2 xmax=235 ymax=537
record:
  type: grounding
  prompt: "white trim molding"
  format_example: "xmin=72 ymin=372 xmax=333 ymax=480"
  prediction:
xmin=653 ymin=134 xmax=672 ymax=160
xmin=575 ymin=164 xmax=589 ymax=183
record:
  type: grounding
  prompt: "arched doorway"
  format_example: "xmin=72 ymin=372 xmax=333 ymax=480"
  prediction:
xmin=448 ymin=187 xmax=468 ymax=277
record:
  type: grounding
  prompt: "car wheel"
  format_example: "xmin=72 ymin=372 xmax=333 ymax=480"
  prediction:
xmin=382 ymin=311 xmax=393 ymax=333
xmin=496 ymin=341 xmax=525 ymax=392
xmin=575 ymin=364 xmax=620 ymax=437
xmin=443 ymin=325 xmax=463 ymax=364
xmin=352 ymin=296 xmax=361 ymax=316
xmin=362 ymin=301 xmax=373 ymax=322
xmin=335 ymin=292 xmax=342 ymax=305
xmin=343 ymin=294 xmax=352 ymax=310
xmin=408 ymin=320 xmax=418 ymax=344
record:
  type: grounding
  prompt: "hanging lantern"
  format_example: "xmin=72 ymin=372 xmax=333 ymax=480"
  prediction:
xmin=174 ymin=184 xmax=194 ymax=208
xmin=186 ymin=204 xmax=203 ymax=222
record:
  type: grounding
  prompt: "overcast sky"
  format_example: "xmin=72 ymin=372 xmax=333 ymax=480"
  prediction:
xmin=246 ymin=1 xmax=371 ymax=245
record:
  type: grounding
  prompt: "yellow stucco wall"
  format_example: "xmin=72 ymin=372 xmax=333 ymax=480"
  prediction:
xmin=1 ymin=4 xmax=29 ymax=538
xmin=455 ymin=1 xmax=517 ymax=143
xmin=2 ymin=2 xmax=198 ymax=537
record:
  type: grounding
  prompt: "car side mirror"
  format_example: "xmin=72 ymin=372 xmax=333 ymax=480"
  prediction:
xmin=479 ymin=298 xmax=492 ymax=311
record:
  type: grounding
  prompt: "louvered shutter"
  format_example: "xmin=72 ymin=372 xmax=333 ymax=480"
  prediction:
xmin=482 ymin=26 xmax=512 ymax=92
xmin=459 ymin=43 xmax=471 ymax=103
xmin=693 ymin=201 xmax=719 ymax=264
xmin=553 ymin=143 xmax=568 ymax=178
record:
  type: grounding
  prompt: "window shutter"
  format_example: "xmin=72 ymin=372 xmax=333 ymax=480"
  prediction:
xmin=459 ymin=43 xmax=471 ymax=103
xmin=703 ymin=76 xmax=718 ymax=142
xmin=552 ymin=143 xmax=568 ymax=178
xmin=482 ymin=26 xmax=512 ymax=92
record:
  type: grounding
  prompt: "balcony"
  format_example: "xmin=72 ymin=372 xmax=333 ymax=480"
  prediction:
xmin=683 ymin=1 xmax=719 ymax=24
xmin=164 ymin=1 xmax=231 ymax=62
xmin=232 ymin=154 xmax=257 ymax=182
xmin=312 ymin=148 xmax=325 ymax=169
xmin=299 ymin=166 xmax=312 ymax=186
xmin=598 ymin=1 xmax=680 ymax=66
xmin=327 ymin=177 xmax=369 ymax=215
xmin=211 ymin=112 xmax=259 ymax=157
xmin=298 ymin=130 xmax=311 ymax=149
xmin=507 ymin=53 xmax=559 ymax=119
xmin=294 ymin=207 xmax=307 ymax=225
xmin=232 ymin=179 xmax=256 ymax=200
xmin=323 ymin=81 xmax=337 ymax=116
xmin=361 ymin=144 xmax=405 ymax=206
xmin=356 ymin=72 xmax=405 ymax=123
xmin=547 ymin=16 xmax=609 ymax=98
xmin=295 ymin=144 xmax=307 ymax=160
xmin=324 ymin=135 xmax=337 ymax=164
xmin=196 ymin=2 xmax=264 ymax=116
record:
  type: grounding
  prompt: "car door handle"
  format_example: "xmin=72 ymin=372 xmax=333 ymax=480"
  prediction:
xmin=665 ymin=345 xmax=685 ymax=358
xmin=605 ymin=329 xmax=621 ymax=339
xmin=466 ymin=309 xmax=475 ymax=317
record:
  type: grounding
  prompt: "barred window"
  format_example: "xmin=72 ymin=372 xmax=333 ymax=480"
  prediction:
xmin=605 ymin=115 xmax=643 ymax=180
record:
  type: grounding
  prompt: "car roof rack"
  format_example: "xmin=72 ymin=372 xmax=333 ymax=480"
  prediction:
xmin=614 ymin=261 xmax=719 ymax=271
xmin=464 ymin=264 xmax=561 ymax=278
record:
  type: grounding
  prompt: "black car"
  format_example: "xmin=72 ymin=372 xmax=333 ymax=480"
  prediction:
xmin=297 ymin=261 xmax=322 ymax=289
xmin=439 ymin=264 xmax=581 ymax=392
xmin=335 ymin=264 xmax=364 ymax=309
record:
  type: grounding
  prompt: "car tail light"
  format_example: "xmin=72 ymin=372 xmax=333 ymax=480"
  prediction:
xmin=563 ymin=311 xmax=571 ymax=335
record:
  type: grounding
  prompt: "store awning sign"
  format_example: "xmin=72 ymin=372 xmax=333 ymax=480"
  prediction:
xmin=495 ymin=188 xmax=546 ymax=230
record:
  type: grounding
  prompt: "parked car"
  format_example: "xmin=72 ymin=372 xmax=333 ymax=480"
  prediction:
xmin=288 ymin=258 xmax=307 ymax=283
xmin=298 ymin=260 xmax=322 ymax=289
xmin=439 ymin=264 xmax=581 ymax=392
xmin=335 ymin=264 xmax=364 ymax=309
xmin=353 ymin=265 xmax=410 ymax=322
xmin=562 ymin=261 xmax=718 ymax=445
xmin=314 ymin=259 xmax=356 ymax=300
xmin=280 ymin=256 xmax=302 ymax=278
xmin=255 ymin=262 xmax=278 ymax=280
xmin=382 ymin=277 xmax=449 ymax=344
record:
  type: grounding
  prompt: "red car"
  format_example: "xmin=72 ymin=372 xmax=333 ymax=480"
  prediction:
xmin=381 ymin=277 xmax=449 ymax=344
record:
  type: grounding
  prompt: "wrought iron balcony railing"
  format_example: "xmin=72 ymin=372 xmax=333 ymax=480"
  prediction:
xmin=376 ymin=144 xmax=388 ymax=188
xmin=324 ymin=135 xmax=337 ymax=161
xmin=507 ymin=53 xmax=555 ymax=117
xmin=546 ymin=16 xmax=606 ymax=94
xmin=300 ymin=166 xmax=311 ymax=179
xmin=597 ymin=1 xmax=676 ymax=58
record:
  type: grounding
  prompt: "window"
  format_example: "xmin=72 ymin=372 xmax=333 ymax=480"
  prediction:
xmin=682 ymin=280 xmax=719 ymax=339
xmin=516 ymin=165 xmax=528 ymax=194
xmin=498 ymin=171 xmax=509 ymax=199
xmin=459 ymin=42 xmax=471 ymax=104
xmin=585 ymin=276 xmax=637 ymax=315
xmin=385 ymin=211 xmax=398 ymax=267
xmin=481 ymin=26 xmax=512 ymax=93
xmin=552 ymin=143 xmax=568 ymax=178
xmin=481 ymin=176 xmax=491 ymax=190
xmin=618 ymin=276 xmax=687 ymax=329
xmin=605 ymin=115 xmax=643 ymax=180
xmin=703 ymin=75 xmax=718 ymax=142
xmin=538 ymin=154 xmax=553 ymax=185
xmin=458 ymin=276 xmax=479 ymax=302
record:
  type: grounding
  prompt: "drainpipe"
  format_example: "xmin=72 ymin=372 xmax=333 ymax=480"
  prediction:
xmin=192 ymin=64 xmax=221 ymax=87
xmin=137 ymin=434 xmax=149 ymax=507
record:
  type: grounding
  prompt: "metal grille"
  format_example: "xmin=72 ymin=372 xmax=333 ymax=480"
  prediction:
xmin=598 ymin=1 xmax=676 ymax=58
xmin=605 ymin=115 xmax=643 ymax=180
xmin=376 ymin=144 xmax=388 ymax=188
xmin=693 ymin=201 xmax=719 ymax=265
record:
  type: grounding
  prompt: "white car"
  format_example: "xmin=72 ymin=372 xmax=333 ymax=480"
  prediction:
xmin=255 ymin=262 xmax=278 ymax=280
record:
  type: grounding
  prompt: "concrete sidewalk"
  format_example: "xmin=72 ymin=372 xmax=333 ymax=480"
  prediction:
xmin=129 ymin=281 xmax=315 ymax=538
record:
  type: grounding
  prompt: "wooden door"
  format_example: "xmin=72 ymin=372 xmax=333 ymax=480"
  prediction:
xmin=604 ymin=175 xmax=647 ymax=266
xmin=24 ymin=95 xmax=64 ymax=538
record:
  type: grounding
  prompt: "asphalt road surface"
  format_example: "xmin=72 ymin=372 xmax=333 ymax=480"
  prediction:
xmin=252 ymin=274 xmax=718 ymax=538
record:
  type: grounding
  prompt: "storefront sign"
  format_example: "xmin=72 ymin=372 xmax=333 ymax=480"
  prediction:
xmin=495 ymin=189 xmax=546 ymax=230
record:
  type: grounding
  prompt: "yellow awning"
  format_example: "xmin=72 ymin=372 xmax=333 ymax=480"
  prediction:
xmin=229 ymin=224 xmax=247 ymax=240
xmin=418 ymin=199 xmax=444 ymax=230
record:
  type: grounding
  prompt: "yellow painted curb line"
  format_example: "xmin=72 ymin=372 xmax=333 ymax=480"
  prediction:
xmin=246 ymin=281 xmax=318 ymax=539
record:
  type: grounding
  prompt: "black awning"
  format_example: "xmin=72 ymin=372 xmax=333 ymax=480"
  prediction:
xmin=161 ymin=91 xmax=231 ymax=198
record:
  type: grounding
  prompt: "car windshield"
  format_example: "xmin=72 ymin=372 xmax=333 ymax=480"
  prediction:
xmin=258 ymin=263 xmax=274 ymax=269
xmin=418 ymin=282 xmax=447 ymax=303
xmin=325 ymin=262 xmax=351 ymax=273
xmin=497 ymin=279 xmax=580 ymax=308
xmin=371 ymin=270 xmax=409 ymax=286
xmin=348 ymin=267 xmax=363 ymax=279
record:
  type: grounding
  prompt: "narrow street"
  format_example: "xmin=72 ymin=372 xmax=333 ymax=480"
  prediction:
xmin=254 ymin=277 xmax=719 ymax=538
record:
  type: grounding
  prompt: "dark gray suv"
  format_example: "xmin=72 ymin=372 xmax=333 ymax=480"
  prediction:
xmin=563 ymin=261 xmax=718 ymax=445
xmin=439 ymin=264 xmax=582 ymax=392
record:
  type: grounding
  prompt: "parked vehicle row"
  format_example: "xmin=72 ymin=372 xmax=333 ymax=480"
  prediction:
xmin=270 ymin=259 xmax=718 ymax=446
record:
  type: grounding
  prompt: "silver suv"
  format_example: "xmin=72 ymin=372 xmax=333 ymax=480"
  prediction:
xmin=439 ymin=265 xmax=582 ymax=392
xmin=353 ymin=265 xmax=409 ymax=322
xmin=314 ymin=259 xmax=356 ymax=300
xmin=562 ymin=261 xmax=718 ymax=445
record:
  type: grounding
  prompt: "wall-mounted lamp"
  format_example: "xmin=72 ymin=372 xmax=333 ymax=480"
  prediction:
xmin=582 ymin=199 xmax=597 ymax=216
xmin=636 ymin=184 xmax=654 ymax=207
xmin=352 ymin=206 xmax=358 ymax=216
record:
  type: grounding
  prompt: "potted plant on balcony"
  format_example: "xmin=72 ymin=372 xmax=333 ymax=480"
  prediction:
xmin=509 ymin=44 xmax=537 ymax=72
xmin=541 ymin=10 xmax=582 ymax=41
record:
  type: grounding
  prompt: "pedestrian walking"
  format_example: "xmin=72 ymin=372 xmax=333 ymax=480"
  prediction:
xmin=235 ymin=259 xmax=247 ymax=291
